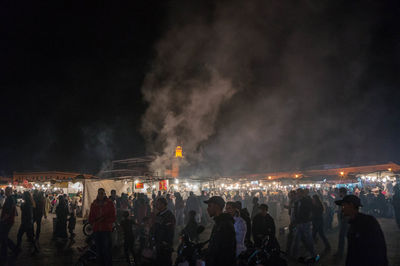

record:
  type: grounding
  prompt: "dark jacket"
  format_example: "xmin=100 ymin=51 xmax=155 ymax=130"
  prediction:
xmin=20 ymin=202 xmax=33 ymax=226
xmin=346 ymin=213 xmax=388 ymax=266
xmin=240 ymin=208 xmax=252 ymax=245
xmin=206 ymin=213 xmax=236 ymax=266
xmin=153 ymin=209 xmax=176 ymax=251
xmin=252 ymin=213 xmax=275 ymax=247
xmin=294 ymin=196 xmax=313 ymax=224
xmin=1 ymin=196 xmax=16 ymax=225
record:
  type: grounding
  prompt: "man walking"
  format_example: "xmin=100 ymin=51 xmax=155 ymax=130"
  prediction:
xmin=252 ymin=204 xmax=276 ymax=247
xmin=204 ymin=196 xmax=236 ymax=266
xmin=153 ymin=197 xmax=176 ymax=266
xmin=89 ymin=188 xmax=116 ymax=266
xmin=335 ymin=187 xmax=348 ymax=257
xmin=0 ymin=187 xmax=17 ymax=264
xmin=335 ymin=195 xmax=388 ymax=266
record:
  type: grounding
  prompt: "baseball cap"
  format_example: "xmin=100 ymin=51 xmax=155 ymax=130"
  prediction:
xmin=204 ymin=196 xmax=225 ymax=208
xmin=335 ymin=195 xmax=363 ymax=207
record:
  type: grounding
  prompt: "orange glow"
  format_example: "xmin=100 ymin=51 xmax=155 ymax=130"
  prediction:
xmin=295 ymin=174 xmax=299 ymax=178
xmin=175 ymin=146 xmax=183 ymax=158
xmin=268 ymin=176 xmax=272 ymax=180
xmin=388 ymin=168 xmax=392 ymax=171
xmin=340 ymin=171 xmax=344 ymax=176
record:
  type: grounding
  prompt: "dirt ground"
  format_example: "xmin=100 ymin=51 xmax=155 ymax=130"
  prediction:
xmin=6 ymin=209 xmax=400 ymax=266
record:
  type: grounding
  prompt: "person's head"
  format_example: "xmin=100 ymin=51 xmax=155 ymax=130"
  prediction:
xmin=157 ymin=191 xmax=162 ymax=196
xmin=204 ymin=196 xmax=225 ymax=217
xmin=189 ymin=191 xmax=194 ymax=196
xmin=166 ymin=193 xmax=171 ymax=199
xmin=312 ymin=194 xmax=322 ymax=206
xmin=111 ymin=189 xmax=116 ymax=197
xmin=235 ymin=201 xmax=242 ymax=210
xmin=225 ymin=201 xmax=238 ymax=217
xmin=252 ymin=197 xmax=259 ymax=204
xmin=23 ymin=191 xmax=31 ymax=203
xmin=122 ymin=211 xmax=130 ymax=219
xmin=188 ymin=210 xmax=196 ymax=220
xmin=339 ymin=187 xmax=347 ymax=198
xmin=97 ymin=188 xmax=106 ymax=201
xmin=259 ymin=204 xmax=269 ymax=216
xmin=155 ymin=197 xmax=168 ymax=211
xmin=335 ymin=195 xmax=362 ymax=218
xmin=5 ymin=187 xmax=12 ymax=197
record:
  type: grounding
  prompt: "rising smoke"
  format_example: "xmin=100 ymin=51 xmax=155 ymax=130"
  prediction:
xmin=141 ymin=0 xmax=385 ymax=176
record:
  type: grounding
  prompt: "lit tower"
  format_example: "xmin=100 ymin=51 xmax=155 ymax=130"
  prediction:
xmin=172 ymin=146 xmax=183 ymax=178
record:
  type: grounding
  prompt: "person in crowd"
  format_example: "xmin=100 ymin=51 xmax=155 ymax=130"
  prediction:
xmin=16 ymin=191 xmax=38 ymax=254
xmin=120 ymin=210 xmax=136 ymax=266
xmin=204 ymin=196 xmax=236 ymax=266
xmin=68 ymin=199 xmax=77 ymax=242
xmin=392 ymin=182 xmax=400 ymax=229
xmin=226 ymin=201 xmax=247 ymax=257
xmin=251 ymin=197 xmax=260 ymax=220
xmin=174 ymin=192 xmax=185 ymax=226
xmin=44 ymin=194 xmax=51 ymax=216
xmin=32 ymin=190 xmax=46 ymax=246
xmin=138 ymin=216 xmax=153 ymax=265
xmin=335 ymin=187 xmax=348 ymax=257
xmin=323 ymin=201 xmax=334 ymax=232
xmin=335 ymin=195 xmax=388 ymax=266
xmin=89 ymin=188 xmax=116 ymax=266
xmin=285 ymin=190 xmax=297 ymax=256
xmin=166 ymin=193 xmax=175 ymax=215
xmin=183 ymin=210 xmax=199 ymax=242
xmin=55 ymin=195 xmax=69 ymax=240
xmin=252 ymin=204 xmax=275 ymax=248
xmin=293 ymin=188 xmax=318 ymax=262
xmin=311 ymin=194 xmax=331 ymax=252
xmin=185 ymin=191 xmax=202 ymax=223
xmin=153 ymin=197 xmax=176 ymax=266
xmin=236 ymin=201 xmax=252 ymax=247
xmin=0 ymin=187 xmax=17 ymax=264
xmin=199 ymin=191 xmax=210 ymax=225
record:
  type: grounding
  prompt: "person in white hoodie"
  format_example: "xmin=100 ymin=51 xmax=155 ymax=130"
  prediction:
xmin=226 ymin=201 xmax=247 ymax=257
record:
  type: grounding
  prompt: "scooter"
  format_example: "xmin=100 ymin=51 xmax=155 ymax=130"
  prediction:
xmin=175 ymin=226 xmax=208 ymax=266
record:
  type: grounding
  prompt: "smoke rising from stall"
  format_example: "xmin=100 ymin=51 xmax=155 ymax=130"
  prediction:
xmin=141 ymin=0 xmax=382 ymax=176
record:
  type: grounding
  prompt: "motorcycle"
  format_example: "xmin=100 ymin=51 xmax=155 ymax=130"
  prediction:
xmin=238 ymin=235 xmax=287 ymax=266
xmin=175 ymin=226 xmax=208 ymax=266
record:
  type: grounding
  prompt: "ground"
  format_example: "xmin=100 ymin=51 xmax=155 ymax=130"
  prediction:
xmin=6 ymin=210 xmax=400 ymax=266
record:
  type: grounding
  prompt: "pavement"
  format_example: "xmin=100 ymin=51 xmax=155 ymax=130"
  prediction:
xmin=5 ymin=210 xmax=400 ymax=266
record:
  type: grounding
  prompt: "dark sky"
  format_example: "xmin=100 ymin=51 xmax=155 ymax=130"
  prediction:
xmin=1 ymin=1 xmax=400 ymax=176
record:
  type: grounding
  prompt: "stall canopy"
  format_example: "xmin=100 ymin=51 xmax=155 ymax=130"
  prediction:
xmin=82 ymin=179 xmax=133 ymax=218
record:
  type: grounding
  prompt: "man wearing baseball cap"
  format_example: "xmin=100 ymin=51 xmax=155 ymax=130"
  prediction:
xmin=204 ymin=196 xmax=236 ymax=266
xmin=335 ymin=195 xmax=388 ymax=266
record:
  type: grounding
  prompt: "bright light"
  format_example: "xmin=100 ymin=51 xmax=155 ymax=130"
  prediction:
xmin=340 ymin=172 xmax=344 ymax=176
xmin=221 ymin=183 xmax=225 ymax=187
xmin=361 ymin=176 xmax=365 ymax=179
xmin=388 ymin=168 xmax=392 ymax=171
xmin=175 ymin=179 xmax=179 ymax=184
xmin=193 ymin=185 xmax=198 ymax=190
xmin=295 ymin=174 xmax=299 ymax=178
xmin=134 ymin=179 xmax=139 ymax=184
xmin=268 ymin=176 xmax=272 ymax=180
xmin=382 ymin=177 xmax=387 ymax=182
xmin=152 ymin=185 xmax=156 ymax=189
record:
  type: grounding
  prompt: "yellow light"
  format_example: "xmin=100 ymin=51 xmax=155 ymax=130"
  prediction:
xmin=175 ymin=146 xmax=183 ymax=158
xmin=295 ymin=174 xmax=299 ymax=178
xmin=268 ymin=176 xmax=272 ymax=180
xmin=340 ymin=172 xmax=344 ymax=176
xmin=388 ymin=168 xmax=392 ymax=172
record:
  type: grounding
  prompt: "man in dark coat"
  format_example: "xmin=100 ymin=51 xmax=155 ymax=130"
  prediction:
xmin=252 ymin=204 xmax=276 ymax=247
xmin=153 ymin=197 xmax=176 ymax=266
xmin=335 ymin=195 xmax=388 ymax=266
xmin=204 ymin=196 xmax=236 ymax=266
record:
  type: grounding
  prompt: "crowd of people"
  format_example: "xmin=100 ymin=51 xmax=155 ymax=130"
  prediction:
xmin=0 ymin=181 xmax=398 ymax=266
xmin=85 ymin=182 xmax=398 ymax=266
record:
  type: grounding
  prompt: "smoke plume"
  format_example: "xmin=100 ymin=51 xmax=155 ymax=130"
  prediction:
xmin=141 ymin=0 xmax=388 ymax=176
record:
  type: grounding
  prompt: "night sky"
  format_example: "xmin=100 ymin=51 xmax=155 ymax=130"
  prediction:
xmin=1 ymin=1 xmax=400 ymax=176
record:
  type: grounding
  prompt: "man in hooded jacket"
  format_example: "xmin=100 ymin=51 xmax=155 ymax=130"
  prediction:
xmin=204 ymin=196 xmax=236 ymax=266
